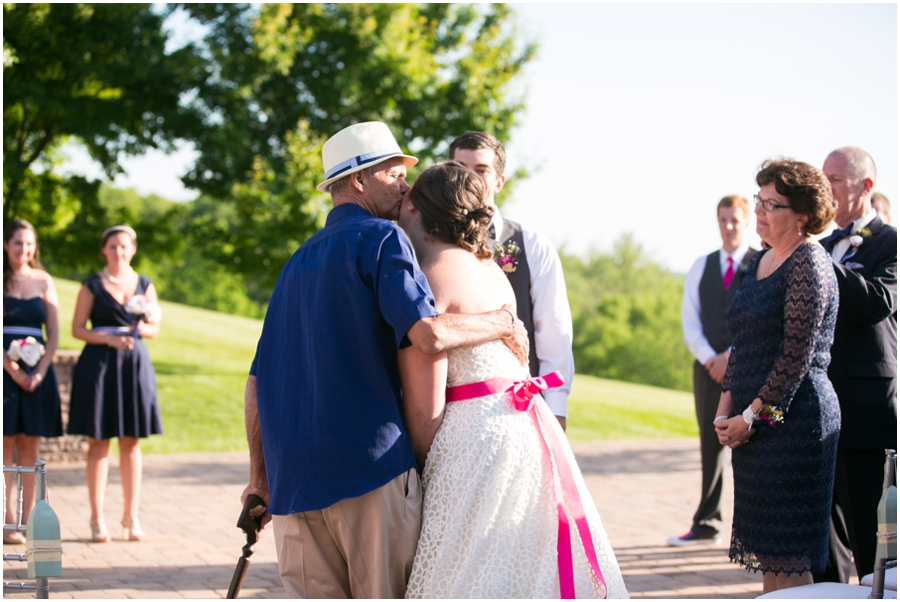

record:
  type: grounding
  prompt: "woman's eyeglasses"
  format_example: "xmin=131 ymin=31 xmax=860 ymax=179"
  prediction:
xmin=754 ymin=194 xmax=791 ymax=213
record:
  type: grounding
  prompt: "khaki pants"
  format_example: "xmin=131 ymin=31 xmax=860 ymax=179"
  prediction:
xmin=273 ymin=468 xmax=422 ymax=599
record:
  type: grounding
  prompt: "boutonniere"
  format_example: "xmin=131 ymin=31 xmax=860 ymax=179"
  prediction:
xmin=848 ymin=227 xmax=872 ymax=250
xmin=850 ymin=228 xmax=872 ymax=250
xmin=494 ymin=241 xmax=521 ymax=274
xmin=841 ymin=227 xmax=873 ymax=264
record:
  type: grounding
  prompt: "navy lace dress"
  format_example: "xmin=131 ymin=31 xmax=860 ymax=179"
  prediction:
xmin=67 ymin=274 xmax=162 ymax=440
xmin=723 ymin=242 xmax=840 ymax=575
xmin=3 ymin=297 xmax=63 ymax=437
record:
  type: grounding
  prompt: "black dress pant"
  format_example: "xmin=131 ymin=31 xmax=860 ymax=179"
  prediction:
xmin=691 ymin=361 xmax=729 ymax=537
xmin=813 ymin=448 xmax=891 ymax=583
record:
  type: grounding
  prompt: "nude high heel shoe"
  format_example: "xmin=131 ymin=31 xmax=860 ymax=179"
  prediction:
xmin=90 ymin=519 xmax=110 ymax=543
xmin=121 ymin=516 xmax=144 ymax=541
xmin=3 ymin=529 xmax=26 ymax=545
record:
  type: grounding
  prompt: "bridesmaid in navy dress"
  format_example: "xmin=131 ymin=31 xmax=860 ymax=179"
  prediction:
xmin=715 ymin=159 xmax=840 ymax=594
xmin=68 ymin=224 xmax=162 ymax=543
xmin=3 ymin=219 xmax=62 ymax=544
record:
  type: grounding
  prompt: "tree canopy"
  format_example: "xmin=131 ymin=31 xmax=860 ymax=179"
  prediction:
xmin=180 ymin=3 xmax=535 ymax=294
xmin=3 ymin=3 xmax=535 ymax=296
xmin=3 ymin=3 xmax=204 ymax=222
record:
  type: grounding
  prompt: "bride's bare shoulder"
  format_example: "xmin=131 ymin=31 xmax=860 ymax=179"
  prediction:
xmin=423 ymin=252 xmax=511 ymax=313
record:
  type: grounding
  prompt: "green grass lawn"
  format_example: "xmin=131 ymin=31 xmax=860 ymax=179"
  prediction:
xmin=567 ymin=376 xmax=697 ymax=442
xmin=55 ymin=278 xmax=697 ymax=454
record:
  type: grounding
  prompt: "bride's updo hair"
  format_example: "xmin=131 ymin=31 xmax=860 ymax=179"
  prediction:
xmin=407 ymin=161 xmax=494 ymax=260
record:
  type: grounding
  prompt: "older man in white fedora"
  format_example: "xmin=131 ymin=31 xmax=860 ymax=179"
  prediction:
xmin=242 ymin=121 xmax=527 ymax=598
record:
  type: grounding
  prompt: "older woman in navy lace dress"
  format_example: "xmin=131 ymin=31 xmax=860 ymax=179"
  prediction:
xmin=715 ymin=159 xmax=840 ymax=594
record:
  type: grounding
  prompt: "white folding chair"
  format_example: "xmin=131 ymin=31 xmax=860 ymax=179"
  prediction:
xmin=862 ymin=567 xmax=897 ymax=591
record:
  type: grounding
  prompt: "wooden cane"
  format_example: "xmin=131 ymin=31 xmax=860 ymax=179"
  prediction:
xmin=226 ymin=494 xmax=266 ymax=599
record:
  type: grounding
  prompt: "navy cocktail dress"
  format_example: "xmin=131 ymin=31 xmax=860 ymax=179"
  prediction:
xmin=723 ymin=242 xmax=840 ymax=575
xmin=3 ymin=296 xmax=63 ymax=437
xmin=67 ymin=274 xmax=162 ymax=440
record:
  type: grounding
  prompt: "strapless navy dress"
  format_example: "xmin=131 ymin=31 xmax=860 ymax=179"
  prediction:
xmin=3 ymin=296 xmax=63 ymax=437
xmin=67 ymin=274 xmax=163 ymax=440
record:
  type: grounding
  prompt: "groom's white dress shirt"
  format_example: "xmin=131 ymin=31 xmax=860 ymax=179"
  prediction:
xmin=490 ymin=209 xmax=575 ymax=418
xmin=681 ymin=244 xmax=750 ymax=364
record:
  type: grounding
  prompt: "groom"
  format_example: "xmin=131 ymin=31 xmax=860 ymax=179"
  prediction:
xmin=449 ymin=132 xmax=574 ymax=430
xmin=243 ymin=121 xmax=528 ymax=599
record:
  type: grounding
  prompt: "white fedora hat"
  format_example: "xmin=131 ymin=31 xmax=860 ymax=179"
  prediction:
xmin=317 ymin=121 xmax=418 ymax=193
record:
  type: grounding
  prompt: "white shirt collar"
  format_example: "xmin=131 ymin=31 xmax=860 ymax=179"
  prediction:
xmin=719 ymin=244 xmax=750 ymax=269
xmin=491 ymin=206 xmax=505 ymax=241
xmin=853 ymin=209 xmax=878 ymax=232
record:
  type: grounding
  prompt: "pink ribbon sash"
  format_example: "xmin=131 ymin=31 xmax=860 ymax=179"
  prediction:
xmin=445 ymin=372 xmax=608 ymax=599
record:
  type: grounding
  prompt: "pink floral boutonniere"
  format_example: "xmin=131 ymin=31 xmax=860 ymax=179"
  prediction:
xmin=494 ymin=241 xmax=521 ymax=274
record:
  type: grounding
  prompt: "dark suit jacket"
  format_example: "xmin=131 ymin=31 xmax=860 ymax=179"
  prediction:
xmin=821 ymin=216 xmax=897 ymax=450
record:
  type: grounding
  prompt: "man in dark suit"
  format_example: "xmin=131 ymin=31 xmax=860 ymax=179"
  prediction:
xmin=814 ymin=146 xmax=897 ymax=583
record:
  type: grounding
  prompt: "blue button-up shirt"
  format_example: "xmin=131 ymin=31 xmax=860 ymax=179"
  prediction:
xmin=252 ymin=204 xmax=438 ymax=515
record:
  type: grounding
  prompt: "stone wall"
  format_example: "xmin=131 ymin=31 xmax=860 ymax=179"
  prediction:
xmin=40 ymin=350 xmax=88 ymax=464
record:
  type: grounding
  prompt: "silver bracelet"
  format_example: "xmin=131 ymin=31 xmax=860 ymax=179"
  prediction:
xmin=714 ymin=415 xmax=729 ymax=423
xmin=502 ymin=308 xmax=516 ymax=327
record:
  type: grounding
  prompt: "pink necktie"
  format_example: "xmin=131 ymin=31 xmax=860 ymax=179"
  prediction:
xmin=723 ymin=256 xmax=734 ymax=290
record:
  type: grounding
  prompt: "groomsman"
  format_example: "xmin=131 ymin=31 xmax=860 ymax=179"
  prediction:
xmin=814 ymin=147 xmax=897 ymax=583
xmin=449 ymin=132 xmax=575 ymax=430
xmin=670 ymin=195 xmax=755 ymax=546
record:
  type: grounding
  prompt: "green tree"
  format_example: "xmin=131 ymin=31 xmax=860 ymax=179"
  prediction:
xmin=181 ymin=3 xmax=535 ymax=297
xmin=562 ymin=235 xmax=693 ymax=391
xmin=37 ymin=185 xmax=186 ymax=281
xmin=2 ymin=3 xmax=204 ymax=228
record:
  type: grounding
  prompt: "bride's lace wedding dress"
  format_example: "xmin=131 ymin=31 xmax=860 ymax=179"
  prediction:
xmin=405 ymin=340 xmax=629 ymax=599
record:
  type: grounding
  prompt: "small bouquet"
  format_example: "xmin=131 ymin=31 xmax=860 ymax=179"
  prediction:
xmin=494 ymin=241 xmax=521 ymax=274
xmin=126 ymin=295 xmax=162 ymax=323
xmin=752 ymin=405 xmax=784 ymax=431
xmin=125 ymin=295 xmax=162 ymax=335
xmin=7 ymin=336 xmax=45 ymax=368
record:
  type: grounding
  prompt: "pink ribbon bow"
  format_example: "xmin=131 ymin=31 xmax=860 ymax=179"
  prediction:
xmin=507 ymin=373 xmax=566 ymax=412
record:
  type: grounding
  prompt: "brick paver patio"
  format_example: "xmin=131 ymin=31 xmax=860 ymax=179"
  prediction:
xmin=4 ymin=439 xmax=775 ymax=598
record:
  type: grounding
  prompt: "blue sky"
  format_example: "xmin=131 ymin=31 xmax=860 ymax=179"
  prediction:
xmin=505 ymin=3 xmax=897 ymax=271
xmin=61 ymin=3 xmax=897 ymax=273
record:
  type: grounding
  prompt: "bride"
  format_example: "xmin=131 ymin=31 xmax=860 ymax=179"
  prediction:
xmin=397 ymin=162 xmax=629 ymax=599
